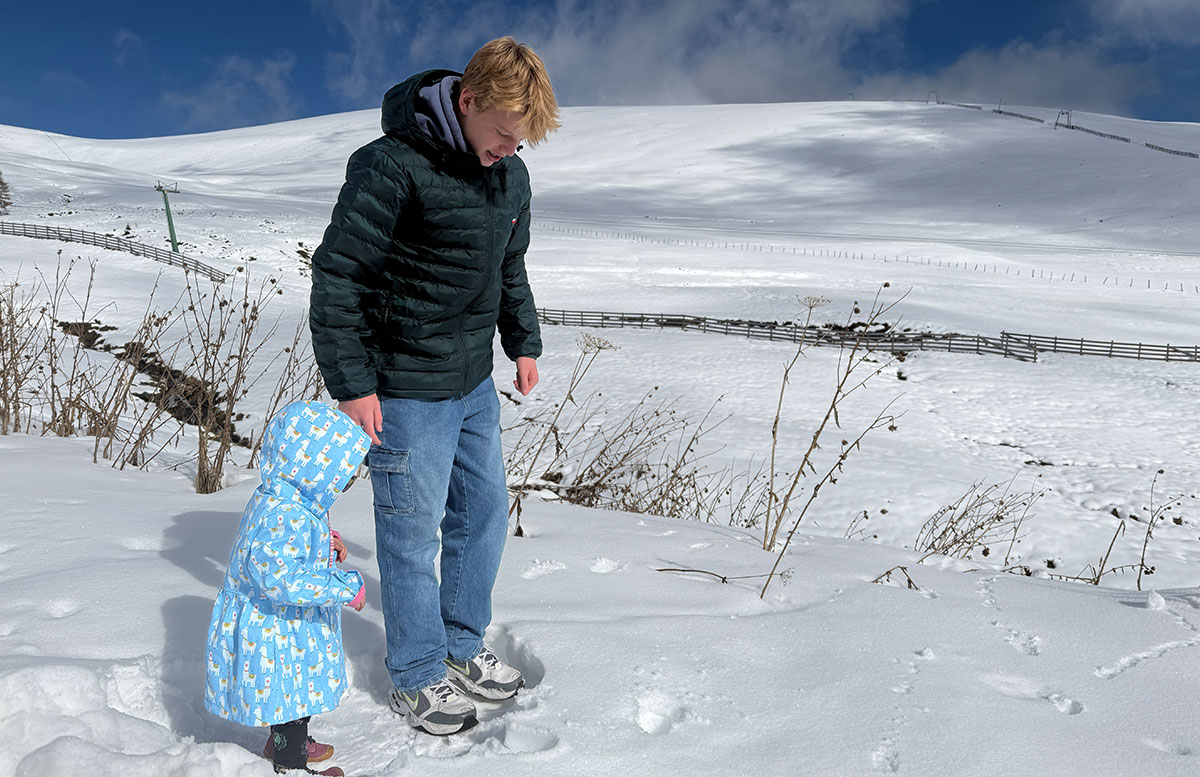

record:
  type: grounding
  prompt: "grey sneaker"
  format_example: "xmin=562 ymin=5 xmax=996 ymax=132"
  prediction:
xmin=389 ymin=677 xmax=478 ymax=736
xmin=445 ymin=647 xmax=525 ymax=700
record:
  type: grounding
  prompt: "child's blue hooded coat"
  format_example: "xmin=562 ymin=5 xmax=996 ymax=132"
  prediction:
xmin=204 ymin=401 xmax=370 ymax=726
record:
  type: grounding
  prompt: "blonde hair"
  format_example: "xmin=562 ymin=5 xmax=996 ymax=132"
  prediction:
xmin=462 ymin=37 xmax=561 ymax=146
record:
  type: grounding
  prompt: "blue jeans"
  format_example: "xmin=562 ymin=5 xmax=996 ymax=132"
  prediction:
xmin=368 ymin=377 xmax=510 ymax=693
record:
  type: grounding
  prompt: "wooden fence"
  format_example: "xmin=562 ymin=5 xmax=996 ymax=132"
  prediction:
xmin=537 ymin=308 xmax=1200 ymax=364
xmin=993 ymin=109 xmax=1044 ymax=123
xmin=941 ymin=100 xmax=983 ymax=110
xmin=1145 ymin=143 xmax=1200 ymax=160
xmin=1057 ymin=123 xmax=1132 ymax=144
xmin=0 ymin=221 xmax=228 ymax=282
xmin=940 ymin=102 xmax=1199 ymax=162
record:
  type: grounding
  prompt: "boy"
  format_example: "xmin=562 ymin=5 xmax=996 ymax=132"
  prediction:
xmin=309 ymin=37 xmax=560 ymax=735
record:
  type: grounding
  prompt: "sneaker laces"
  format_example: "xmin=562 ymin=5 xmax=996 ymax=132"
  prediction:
xmin=476 ymin=648 xmax=501 ymax=670
xmin=429 ymin=679 xmax=459 ymax=703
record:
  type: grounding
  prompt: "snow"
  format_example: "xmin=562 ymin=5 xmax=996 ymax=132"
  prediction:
xmin=2 ymin=98 xmax=1200 ymax=775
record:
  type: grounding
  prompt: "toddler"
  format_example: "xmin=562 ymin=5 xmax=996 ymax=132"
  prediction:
xmin=205 ymin=400 xmax=370 ymax=775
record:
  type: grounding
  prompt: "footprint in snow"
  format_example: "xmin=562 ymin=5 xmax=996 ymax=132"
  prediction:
xmin=486 ymin=623 xmax=547 ymax=687
xmin=871 ymin=739 xmax=900 ymax=773
xmin=590 ymin=557 xmax=625 ymax=574
xmin=521 ymin=560 xmax=566 ymax=580
xmin=1144 ymin=739 xmax=1195 ymax=757
xmin=1002 ymin=626 xmax=1042 ymax=656
xmin=983 ymin=674 xmax=1083 ymax=714
xmin=43 ymin=599 xmax=80 ymax=619
xmin=1094 ymin=636 xmax=1200 ymax=679
xmin=491 ymin=721 xmax=559 ymax=753
xmin=635 ymin=688 xmax=688 ymax=735
xmin=976 ymin=575 xmax=998 ymax=609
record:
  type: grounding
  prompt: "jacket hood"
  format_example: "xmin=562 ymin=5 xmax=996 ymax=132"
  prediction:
xmin=258 ymin=400 xmax=370 ymax=515
xmin=414 ymin=75 xmax=470 ymax=154
xmin=382 ymin=69 xmax=461 ymax=145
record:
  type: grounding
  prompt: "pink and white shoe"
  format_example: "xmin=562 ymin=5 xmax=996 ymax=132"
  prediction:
xmin=272 ymin=766 xmax=344 ymax=777
xmin=263 ymin=735 xmax=334 ymax=763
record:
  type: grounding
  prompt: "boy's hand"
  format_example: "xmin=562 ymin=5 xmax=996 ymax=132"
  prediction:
xmin=339 ymin=394 xmax=383 ymax=446
xmin=514 ymin=357 xmax=539 ymax=395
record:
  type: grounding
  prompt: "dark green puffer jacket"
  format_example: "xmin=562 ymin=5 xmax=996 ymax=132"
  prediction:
xmin=309 ymin=69 xmax=542 ymax=400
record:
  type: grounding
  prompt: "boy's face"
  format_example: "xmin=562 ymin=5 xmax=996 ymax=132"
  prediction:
xmin=457 ymin=88 xmax=524 ymax=167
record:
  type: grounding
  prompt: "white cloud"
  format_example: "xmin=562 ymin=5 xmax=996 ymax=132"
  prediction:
xmin=312 ymin=0 xmax=412 ymax=104
xmin=308 ymin=0 xmax=912 ymax=106
xmin=858 ymin=40 xmax=1152 ymax=114
xmin=161 ymin=53 xmax=302 ymax=132
xmin=517 ymin=0 xmax=913 ymax=105
xmin=114 ymin=28 xmax=146 ymax=71
xmin=304 ymin=0 xmax=1162 ymax=118
xmin=1088 ymin=0 xmax=1200 ymax=46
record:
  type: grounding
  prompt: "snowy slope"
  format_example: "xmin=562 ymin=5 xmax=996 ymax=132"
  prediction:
xmin=2 ymin=99 xmax=1200 ymax=775
xmin=5 ymin=433 xmax=1200 ymax=777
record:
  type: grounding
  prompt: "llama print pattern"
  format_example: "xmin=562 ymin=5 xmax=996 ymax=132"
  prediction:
xmin=204 ymin=401 xmax=370 ymax=727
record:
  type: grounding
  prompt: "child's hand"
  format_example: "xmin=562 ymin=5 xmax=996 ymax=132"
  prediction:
xmin=331 ymin=531 xmax=347 ymax=563
xmin=348 ymin=584 xmax=366 ymax=612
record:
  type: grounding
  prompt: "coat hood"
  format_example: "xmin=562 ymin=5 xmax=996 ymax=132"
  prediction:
xmin=413 ymin=74 xmax=470 ymax=154
xmin=258 ymin=400 xmax=370 ymax=515
xmin=382 ymin=69 xmax=461 ymax=147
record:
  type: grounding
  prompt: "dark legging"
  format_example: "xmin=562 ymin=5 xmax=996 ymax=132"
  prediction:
xmin=269 ymin=716 xmax=311 ymax=770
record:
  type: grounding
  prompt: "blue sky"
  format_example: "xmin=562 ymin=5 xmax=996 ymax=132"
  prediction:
xmin=2 ymin=0 xmax=1198 ymax=138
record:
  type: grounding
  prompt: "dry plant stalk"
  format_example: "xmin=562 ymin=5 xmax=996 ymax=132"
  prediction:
xmin=0 ymin=257 xmax=297 ymax=492
xmin=180 ymin=272 xmax=283 ymax=493
xmin=0 ymin=274 xmax=45 ymax=434
xmin=763 ymin=286 xmax=902 ymax=553
xmin=37 ymin=258 xmax=114 ymax=438
xmin=0 ymin=258 xmax=189 ymax=457
xmin=913 ymin=474 xmax=1041 ymax=564
xmin=1135 ymin=469 xmax=1188 ymax=590
xmin=504 ymin=333 xmax=770 ymax=528
xmin=100 ymin=280 xmax=188 ymax=468
xmin=873 ymin=565 xmax=919 ymax=589
xmin=249 ymin=314 xmax=327 ymax=468
xmin=760 ymin=285 xmax=903 ymax=599
xmin=1050 ymin=469 xmax=1191 ymax=588
xmin=556 ymin=394 xmax=731 ymax=519
xmin=852 ymin=475 xmax=1042 ymax=590
xmin=764 ymin=294 xmax=830 ymax=546
xmin=507 ymin=333 xmax=617 ymax=535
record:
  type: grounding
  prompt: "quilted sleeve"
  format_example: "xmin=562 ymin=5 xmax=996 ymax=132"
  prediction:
xmin=497 ymin=190 xmax=542 ymax=361
xmin=243 ymin=507 xmax=364 ymax=607
xmin=309 ymin=143 xmax=412 ymax=400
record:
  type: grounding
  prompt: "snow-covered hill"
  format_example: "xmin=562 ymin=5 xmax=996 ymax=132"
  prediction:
xmin=2 ymin=99 xmax=1200 ymax=775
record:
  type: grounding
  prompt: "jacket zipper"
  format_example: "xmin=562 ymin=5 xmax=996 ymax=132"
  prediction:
xmin=459 ymin=169 xmax=497 ymax=396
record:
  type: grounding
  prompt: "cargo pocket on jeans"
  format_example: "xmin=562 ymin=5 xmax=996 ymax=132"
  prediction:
xmin=367 ymin=447 xmax=414 ymax=515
